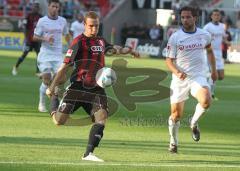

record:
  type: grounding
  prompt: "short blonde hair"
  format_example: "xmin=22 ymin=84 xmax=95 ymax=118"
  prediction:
xmin=84 ymin=11 xmax=99 ymax=23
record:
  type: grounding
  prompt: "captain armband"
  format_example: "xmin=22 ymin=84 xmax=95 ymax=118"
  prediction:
xmin=205 ymin=44 xmax=212 ymax=52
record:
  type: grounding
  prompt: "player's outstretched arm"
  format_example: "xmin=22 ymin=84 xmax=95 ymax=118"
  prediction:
xmin=105 ymin=45 xmax=140 ymax=58
xmin=114 ymin=45 xmax=140 ymax=58
xmin=46 ymin=63 xmax=70 ymax=97
xmin=206 ymin=46 xmax=218 ymax=81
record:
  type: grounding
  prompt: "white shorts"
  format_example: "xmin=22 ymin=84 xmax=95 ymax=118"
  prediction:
xmin=38 ymin=60 xmax=62 ymax=74
xmin=216 ymin=56 xmax=224 ymax=70
xmin=37 ymin=50 xmax=63 ymax=74
xmin=170 ymin=76 xmax=210 ymax=104
xmin=213 ymin=50 xmax=224 ymax=70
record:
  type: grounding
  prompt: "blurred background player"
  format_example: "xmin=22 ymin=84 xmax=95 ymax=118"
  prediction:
xmin=46 ymin=11 xmax=139 ymax=162
xmin=33 ymin=0 xmax=70 ymax=112
xmin=203 ymin=9 xmax=229 ymax=99
xmin=70 ymin=12 xmax=85 ymax=39
xmin=166 ymin=6 xmax=217 ymax=153
xmin=12 ymin=2 xmax=42 ymax=76
xmin=222 ymin=21 xmax=232 ymax=63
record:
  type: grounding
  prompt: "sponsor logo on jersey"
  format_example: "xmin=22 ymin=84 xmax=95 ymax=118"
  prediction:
xmin=66 ymin=49 xmax=73 ymax=57
xmin=178 ymin=43 xmax=203 ymax=51
xmin=91 ymin=46 xmax=103 ymax=52
xmin=178 ymin=45 xmax=184 ymax=50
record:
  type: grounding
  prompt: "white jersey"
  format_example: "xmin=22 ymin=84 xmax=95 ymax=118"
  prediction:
xmin=203 ymin=22 xmax=225 ymax=59
xmin=166 ymin=27 xmax=211 ymax=80
xmin=70 ymin=20 xmax=85 ymax=39
xmin=34 ymin=16 xmax=69 ymax=62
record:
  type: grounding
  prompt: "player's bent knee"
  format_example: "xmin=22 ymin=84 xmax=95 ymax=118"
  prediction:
xmin=170 ymin=110 xmax=181 ymax=122
xmin=171 ymin=108 xmax=182 ymax=121
xmin=52 ymin=112 xmax=69 ymax=125
xmin=171 ymin=114 xmax=181 ymax=122
xmin=202 ymin=103 xmax=210 ymax=109
xmin=93 ymin=109 xmax=108 ymax=124
xmin=200 ymin=100 xmax=211 ymax=109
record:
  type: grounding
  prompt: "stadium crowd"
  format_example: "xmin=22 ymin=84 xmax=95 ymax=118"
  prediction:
xmin=0 ymin=0 xmax=115 ymax=18
xmin=120 ymin=23 xmax=164 ymax=45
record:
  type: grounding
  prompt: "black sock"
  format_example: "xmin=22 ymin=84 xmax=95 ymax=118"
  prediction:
xmin=16 ymin=52 xmax=28 ymax=68
xmin=84 ymin=123 xmax=105 ymax=157
xmin=50 ymin=95 xmax=59 ymax=114
xmin=16 ymin=57 xmax=24 ymax=68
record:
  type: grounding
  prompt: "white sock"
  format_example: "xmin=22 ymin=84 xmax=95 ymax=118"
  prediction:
xmin=191 ymin=103 xmax=206 ymax=128
xmin=168 ymin=117 xmax=180 ymax=146
xmin=39 ymin=83 xmax=47 ymax=105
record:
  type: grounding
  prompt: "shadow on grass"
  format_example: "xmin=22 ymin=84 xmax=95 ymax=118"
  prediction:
xmin=0 ymin=136 xmax=239 ymax=158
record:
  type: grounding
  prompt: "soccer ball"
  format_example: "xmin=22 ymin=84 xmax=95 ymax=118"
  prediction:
xmin=96 ymin=67 xmax=117 ymax=88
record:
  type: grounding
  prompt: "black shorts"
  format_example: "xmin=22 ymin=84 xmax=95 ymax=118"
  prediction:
xmin=23 ymin=41 xmax=40 ymax=53
xmin=58 ymin=82 xmax=108 ymax=116
xmin=222 ymin=50 xmax=227 ymax=59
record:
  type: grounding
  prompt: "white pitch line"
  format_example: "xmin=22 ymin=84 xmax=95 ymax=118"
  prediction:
xmin=0 ymin=161 xmax=239 ymax=168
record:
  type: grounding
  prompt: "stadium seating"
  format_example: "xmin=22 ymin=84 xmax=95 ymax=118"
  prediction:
xmin=6 ymin=0 xmax=24 ymax=17
xmin=96 ymin=0 xmax=111 ymax=17
xmin=1 ymin=0 xmax=117 ymax=18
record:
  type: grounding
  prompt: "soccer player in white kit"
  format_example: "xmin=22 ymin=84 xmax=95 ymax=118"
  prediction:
xmin=165 ymin=6 xmax=217 ymax=153
xmin=203 ymin=9 xmax=227 ymax=98
xmin=70 ymin=12 xmax=85 ymax=39
xmin=33 ymin=0 xmax=70 ymax=112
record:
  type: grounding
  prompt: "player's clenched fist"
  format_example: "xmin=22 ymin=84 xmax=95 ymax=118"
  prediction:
xmin=46 ymin=88 xmax=53 ymax=98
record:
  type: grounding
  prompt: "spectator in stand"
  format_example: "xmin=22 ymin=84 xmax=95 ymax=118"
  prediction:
xmin=127 ymin=23 xmax=137 ymax=38
xmin=120 ymin=22 xmax=130 ymax=45
xmin=149 ymin=24 xmax=160 ymax=40
xmin=172 ymin=0 xmax=181 ymax=11
xmin=171 ymin=0 xmax=181 ymax=22
xmin=157 ymin=24 xmax=164 ymax=41
xmin=136 ymin=23 xmax=147 ymax=39
xmin=236 ymin=12 xmax=240 ymax=29
xmin=62 ymin=0 xmax=74 ymax=19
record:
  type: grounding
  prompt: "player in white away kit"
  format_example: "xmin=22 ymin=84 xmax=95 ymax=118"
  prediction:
xmin=33 ymin=0 xmax=70 ymax=112
xmin=203 ymin=9 xmax=227 ymax=98
xmin=70 ymin=13 xmax=85 ymax=39
xmin=166 ymin=6 xmax=217 ymax=153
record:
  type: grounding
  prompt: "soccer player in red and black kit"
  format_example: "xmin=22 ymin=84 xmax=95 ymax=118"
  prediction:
xmin=12 ymin=2 xmax=42 ymax=76
xmin=46 ymin=11 xmax=139 ymax=162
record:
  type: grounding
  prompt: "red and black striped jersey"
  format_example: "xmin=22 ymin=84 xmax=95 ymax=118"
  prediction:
xmin=25 ymin=12 xmax=42 ymax=42
xmin=64 ymin=34 xmax=112 ymax=87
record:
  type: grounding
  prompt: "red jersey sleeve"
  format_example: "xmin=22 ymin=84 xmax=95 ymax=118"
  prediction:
xmin=64 ymin=37 xmax=81 ymax=65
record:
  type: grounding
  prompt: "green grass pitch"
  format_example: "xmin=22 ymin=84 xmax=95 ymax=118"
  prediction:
xmin=0 ymin=50 xmax=239 ymax=171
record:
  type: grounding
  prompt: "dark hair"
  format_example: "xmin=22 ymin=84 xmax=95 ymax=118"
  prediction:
xmin=210 ymin=9 xmax=221 ymax=17
xmin=212 ymin=9 xmax=220 ymax=14
xmin=179 ymin=6 xmax=199 ymax=17
xmin=48 ymin=0 xmax=60 ymax=5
